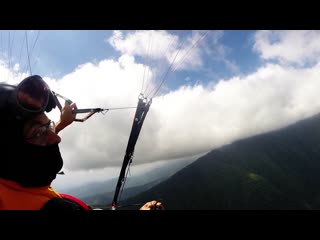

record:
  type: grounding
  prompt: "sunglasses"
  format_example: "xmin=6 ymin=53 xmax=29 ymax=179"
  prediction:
xmin=25 ymin=120 xmax=56 ymax=145
xmin=13 ymin=75 xmax=106 ymax=122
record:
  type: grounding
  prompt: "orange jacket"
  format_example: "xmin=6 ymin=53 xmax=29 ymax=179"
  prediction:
xmin=0 ymin=178 xmax=61 ymax=210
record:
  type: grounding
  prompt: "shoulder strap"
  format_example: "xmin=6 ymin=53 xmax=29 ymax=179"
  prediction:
xmin=41 ymin=194 xmax=91 ymax=210
xmin=60 ymin=193 xmax=91 ymax=210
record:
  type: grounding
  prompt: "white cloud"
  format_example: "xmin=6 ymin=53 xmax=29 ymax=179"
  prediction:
xmin=0 ymin=60 xmax=29 ymax=84
xmin=44 ymin=56 xmax=151 ymax=171
xmin=253 ymin=30 xmax=320 ymax=66
xmin=46 ymin=57 xmax=320 ymax=172
xmin=108 ymin=30 xmax=203 ymax=71
xmin=133 ymin=63 xmax=320 ymax=164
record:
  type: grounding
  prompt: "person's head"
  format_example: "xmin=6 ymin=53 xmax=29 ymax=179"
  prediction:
xmin=0 ymin=75 xmax=63 ymax=187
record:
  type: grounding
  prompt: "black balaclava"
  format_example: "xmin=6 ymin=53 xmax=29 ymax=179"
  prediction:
xmin=1 ymin=115 xmax=64 ymax=187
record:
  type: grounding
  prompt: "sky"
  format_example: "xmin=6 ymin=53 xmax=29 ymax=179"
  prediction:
xmin=1 ymin=30 xmax=320 ymax=191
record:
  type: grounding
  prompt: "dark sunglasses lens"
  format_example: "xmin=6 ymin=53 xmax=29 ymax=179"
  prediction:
xmin=16 ymin=76 xmax=50 ymax=112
